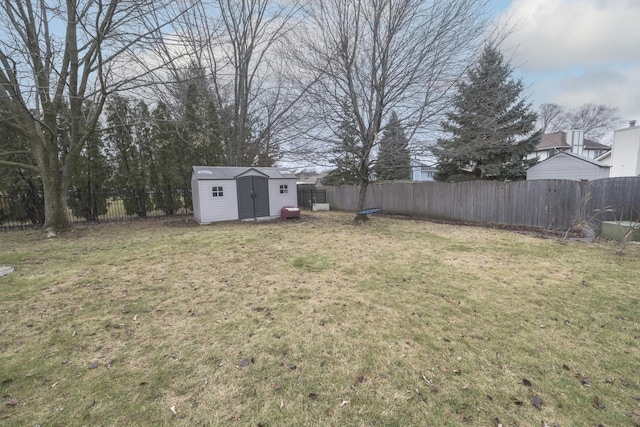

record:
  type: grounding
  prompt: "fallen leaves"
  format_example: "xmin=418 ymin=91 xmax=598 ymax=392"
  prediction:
xmin=530 ymin=395 xmax=543 ymax=410
xmin=238 ymin=357 xmax=255 ymax=368
xmin=592 ymin=395 xmax=605 ymax=410
xmin=5 ymin=398 xmax=19 ymax=407
xmin=576 ymin=374 xmax=591 ymax=386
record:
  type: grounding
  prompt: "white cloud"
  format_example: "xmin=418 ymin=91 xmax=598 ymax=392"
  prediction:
xmin=504 ymin=0 xmax=640 ymax=71
xmin=499 ymin=0 xmax=640 ymax=123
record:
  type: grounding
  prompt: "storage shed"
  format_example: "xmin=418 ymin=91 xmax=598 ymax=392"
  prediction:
xmin=191 ymin=166 xmax=298 ymax=224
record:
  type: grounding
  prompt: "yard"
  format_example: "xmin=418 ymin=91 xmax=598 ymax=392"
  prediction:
xmin=1 ymin=211 xmax=639 ymax=426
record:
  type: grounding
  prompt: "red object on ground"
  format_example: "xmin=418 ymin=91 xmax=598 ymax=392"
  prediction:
xmin=281 ymin=206 xmax=300 ymax=220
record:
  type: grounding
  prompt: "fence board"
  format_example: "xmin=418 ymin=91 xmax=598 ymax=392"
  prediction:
xmin=326 ymin=177 xmax=640 ymax=230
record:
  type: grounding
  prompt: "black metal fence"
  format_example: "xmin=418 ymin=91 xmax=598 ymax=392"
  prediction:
xmin=2 ymin=185 xmax=326 ymax=231
xmin=297 ymin=185 xmax=327 ymax=209
xmin=0 ymin=189 xmax=193 ymax=231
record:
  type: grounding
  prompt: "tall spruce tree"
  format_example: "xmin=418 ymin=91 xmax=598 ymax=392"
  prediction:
xmin=375 ymin=112 xmax=411 ymax=181
xmin=433 ymin=45 xmax=541 ymax=182
xmin=324 ymin=102 xmax=363 ymax=187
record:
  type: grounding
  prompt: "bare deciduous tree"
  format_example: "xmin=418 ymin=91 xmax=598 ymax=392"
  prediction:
xmin=153 ymin=0 xmax=310 ymax=167
xmin=538 ymin=103 xmax=566 ymax=134
xmin=0 ymin=0 xmax=185 ymax=232
xmin=538 ymin=102 xmax=623 ymax=141
xmin=566 ymin=103 xmax=623 ymax=141
xmin=294 ymin=0 xmax=491 ymax=212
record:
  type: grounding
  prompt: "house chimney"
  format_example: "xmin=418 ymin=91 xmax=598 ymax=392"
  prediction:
xmin=630 ymin=120 xmax=637 ymax=127
xmin=566 ymin=129 xmax=584 ymax=156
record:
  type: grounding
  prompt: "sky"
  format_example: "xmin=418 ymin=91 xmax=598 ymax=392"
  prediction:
xmin=495 ymin=0 xmax=640 ymax=128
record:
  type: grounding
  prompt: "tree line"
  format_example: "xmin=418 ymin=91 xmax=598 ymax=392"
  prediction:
xmin=0 ymin=1 xmax=624 ymax=230
xmin=0 ymin=79 xmax=232 ymax=224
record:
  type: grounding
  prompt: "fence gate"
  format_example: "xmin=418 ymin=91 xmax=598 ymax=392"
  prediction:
xmin=297 ymin=186 xmax=327 ymax=209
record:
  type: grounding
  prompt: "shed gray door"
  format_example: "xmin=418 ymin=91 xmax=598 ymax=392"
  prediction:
xmin=237 ymin=176 xmax=270 ymax=219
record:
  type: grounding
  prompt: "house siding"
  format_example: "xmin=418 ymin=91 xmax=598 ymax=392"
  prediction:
xmin=610 ymin=127 xmax=640 ymax=177
xmin=526 ymin=155 xmax=609 ymax=181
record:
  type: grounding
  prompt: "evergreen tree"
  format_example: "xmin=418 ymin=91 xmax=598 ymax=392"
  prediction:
xmin=68 ymin=129 xmax=111 ymax=221
xmin=433 ymin=45 xmax=541 ymax=182
xmin=0 ymin=112 xmax=44 ymax=224
xmin=67 ymin=102 xmax=112 ymax=221
xmin=106 ymin=96 xmax=154 ymax=217
xmin=148 ymin=101 xmax=184 ymax=215
xmin=325 ymin=103 xmax=363 ymax=186
xmin=375 ymin=112 xmax=411 ymax=181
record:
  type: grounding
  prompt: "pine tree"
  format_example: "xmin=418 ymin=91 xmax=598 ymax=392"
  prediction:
xmin=375 ymin=112 xmax=411 ymax=181
xmin=68 ymin=127 xmax=111 ymax=221
xmin=433 ymin=45 xmax=540 ymax=182
xmin=0 ymin=109 xmax=44 ymax=224
xmin=148 ymin=101 xmax=183 ymax=215
xmin=324 ymin=103 xmax=362 ymax=186
xmin=106 ymin=96 xmax=154 ymax=217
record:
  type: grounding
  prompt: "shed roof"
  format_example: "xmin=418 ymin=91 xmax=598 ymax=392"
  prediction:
xmin=192 ymin=166 xmax=296 ymax=180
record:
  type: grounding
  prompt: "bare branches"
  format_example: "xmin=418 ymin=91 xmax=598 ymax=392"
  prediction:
xmin=0 ymin=0 xmax=188 ymax=230
xmin=538 ymin=102 xmax=624 ymax=141
xmin=292 ymin=0 xmax=490 ymax=207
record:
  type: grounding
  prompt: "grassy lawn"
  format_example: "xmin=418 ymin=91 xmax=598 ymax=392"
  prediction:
xmin=1 ymin=211 xmax=639 ymax=426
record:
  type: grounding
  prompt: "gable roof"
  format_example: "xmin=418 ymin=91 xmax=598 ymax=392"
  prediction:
xmin=535 ymin=132 xmax=610 ymax=151
xmin=529 ymin=151 xmax=610 ymax=169
xmin=192 ymin=166 xmax=296 ymax=180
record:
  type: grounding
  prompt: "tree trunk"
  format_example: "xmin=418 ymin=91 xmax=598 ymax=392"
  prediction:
xmin=357 ymin=178 xmax=368 ymax=212
xmin=42 ymin=175 xmax=71 ymax=232
xmin=40 ymin=149 xmax=71 ymax=232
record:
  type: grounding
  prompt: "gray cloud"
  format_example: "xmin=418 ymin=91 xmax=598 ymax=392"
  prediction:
xmin=501 ymin=0 xmax=640 ymax=122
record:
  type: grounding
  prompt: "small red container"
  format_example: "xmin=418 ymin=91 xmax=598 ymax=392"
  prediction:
xmin=281 ymin=206 xmax=300 ymax=220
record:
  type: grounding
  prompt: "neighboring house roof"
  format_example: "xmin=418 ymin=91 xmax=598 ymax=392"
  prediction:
xmin=535 ymin=131 xmax=610 ymax=150
xmin=296 ymin=172 xmax=328 ymax=185
xmin=192 ymin=166 xmax=296 ymax=180
xmin=526 ymin=151 xmax=610 ymax=181
xmin=555 ymin=151 xmax=611 ymax=167
xmin=595 ymin=150 xmax=612 ymax=163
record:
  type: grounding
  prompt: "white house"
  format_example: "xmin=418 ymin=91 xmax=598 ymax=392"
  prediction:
xmin=191 ymin=166 xmax=298 ymax=224
xmin=410 ymin=159 xmax=437 ymax=181
xmin=609 ymin=121 xmax=640 ymax=177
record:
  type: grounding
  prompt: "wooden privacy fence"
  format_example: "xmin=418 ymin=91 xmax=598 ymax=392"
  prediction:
xmin=325 ymin=177 xmax=640 ymax=230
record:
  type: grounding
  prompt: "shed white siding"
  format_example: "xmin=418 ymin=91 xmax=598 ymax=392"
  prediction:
xmin=610 ymin=126 xmax=640 ymax=177
xmin=196 ymin=179 xmax=238 ymax=223
xmin=268 ymin=179 xmax=298 ymax=216
xmin=526 ymin=152 xmax=610 ymax=181
xmin=192 ymin=175 xmax=202 ymax=223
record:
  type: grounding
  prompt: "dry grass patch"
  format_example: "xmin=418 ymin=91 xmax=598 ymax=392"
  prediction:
xmin=1 ymin=212 xmax=639 ymax=426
